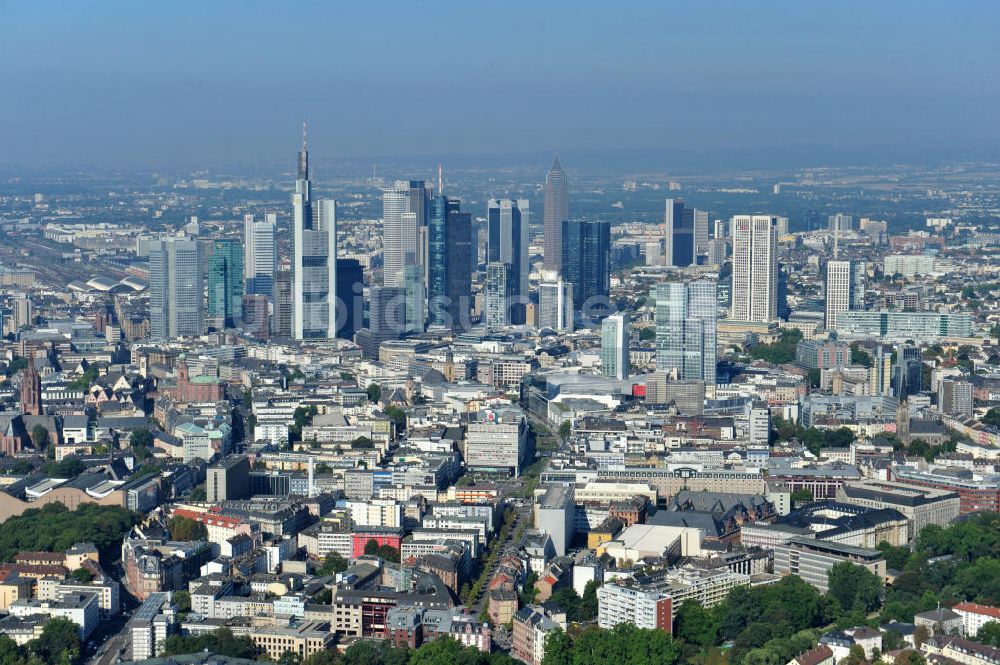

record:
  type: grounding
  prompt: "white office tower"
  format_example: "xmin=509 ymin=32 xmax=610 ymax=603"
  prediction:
xmin=292 ymin=132 xmax=338 ymax=340
xmin=601 ymin=313 xmax=630 ymax=380
xmin=537 ymin=272 xmax=574 ymax=332
xmin=824 ymin=259 xmax=866 ymax=330
xmin=730 ymin=215 xmax=778 ymax=323
xmin=149 ymin=237 xmax=203 ymax=339
xmin=825 ymin=260 xmax=851 ymax=330
xmin=244 ymin=212 xmax=276 ymax=298
xmin=381 ymin=181 xmax=428 ymax=288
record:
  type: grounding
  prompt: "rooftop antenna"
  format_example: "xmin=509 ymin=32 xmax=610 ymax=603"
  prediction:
xmin=833 ymin=223 xmax=840 ymax=260
xmin=302 ymin=121 xmax=308 ymax=151
xmin=438 ymin=164 xmax=443 ymax=196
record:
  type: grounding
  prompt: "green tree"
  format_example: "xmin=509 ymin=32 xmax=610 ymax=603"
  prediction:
xmin=68 ymin=567 xmax=94 ymax=583
xmin=541 ymin=629 xmax=572 ymax=665
xmin=827 ymin=561 xmax=883 ymax=613
xmin=0 ymin=636 xmax=27 ymax=665
xmin=173 ymin=589 xmax=192 ymax=613
xmin=0 ymin=503 xmax=137 ymax=562
xmin=749 ymin=328 xmax=803 ymax=364
xmin=896 ymin=652 xmax=927 ymax=665
xmin=367 ymin=383 xmax=382 ymax=403
xmin=30 ymin=424 xmax=50 ymax=449
xmin=384 ymin=406 xmax=407 ymax=430
xmin=278 ymin=651 xmax=302 ymax=665
xmin=579 ymin=579 xmax=600 ymax=622
xmin=639 ymin=328 xmax=656 ymax=341
xmin=376 ymin=544 xmax=401 ymax=563
xmin=350 ymin=436 xmax=374 ymax=449
xmin=882 ymin=629 xmax=906 ymax=651
xmin=168 ymin=515 xmax=208 ymax=541
xmin=558 ymin=420 xmax=571 ymax=439
xmin=129 ymin=428 xmax=154 ymax=449
xmin=983 ymin=408 xmax=1000 ymax=428
xmin=364 ymin=539 xmax=380 ymax=555
xmin=791 ymin=488 xmax=814 ymax=503
xmin=44 ymin=458 xmax=85 ymax=478
xmin=316 ymin=551 xmax=348 ymax=576
xmin=850 ymin=343 xmax=874 ymax=368
xmin=190 ymin=484 xmax=207 ymax=501
xmin=978 ymin=622 xmax=1000 ymax=646
xmin=30 ymin=617 xmax=81 ymax=665
xmin=878 ymin=541 xmax=913 ymax=571
xmin=675 ymin=598 xmax=719 ymax=647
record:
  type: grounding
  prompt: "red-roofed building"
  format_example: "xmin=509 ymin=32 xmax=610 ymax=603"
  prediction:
xmin=954 ymin=601 xmax=1000 ymax=637
xmin=170 ymin=507 xmax=255 ymax=545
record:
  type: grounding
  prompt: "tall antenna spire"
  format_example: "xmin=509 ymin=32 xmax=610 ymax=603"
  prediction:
xmin=833 ymin=224 xmax=840 ymax=259
xmin=438 ymin=164 xmax=443 ymax=196
xmin=302 ymin=121 xmax=308 ymax=151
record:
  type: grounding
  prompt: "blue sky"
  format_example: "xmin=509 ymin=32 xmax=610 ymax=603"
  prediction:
xmin=2 ymin=0 xmax=999 ymax=169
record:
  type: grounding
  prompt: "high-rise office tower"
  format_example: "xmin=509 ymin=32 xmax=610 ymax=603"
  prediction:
xmin=693 ymin=209 xmax=710 ymax=255
xmin=403 ymin=264 xmax=424 ymax=334
xmin=207 ymin=239 xmax=244 ymax=329
xmin=730 ymin=215 xmax=778 ymax=323
xmin=382 ymin=181 xmax=428 ymax=287
xmin=824 ymin=259 xmax=866 ymax=330
xmin=12 ymin=294 xmax=32 ymax=330
xmin=242 ymin=294 xmax=269 ymax=339
xmin=149 ymin=237 xmax=203 ymax=339
xmin=543 ymin=155 xmax=569 ymax=272
xmin=487 ymin=199 xmax=529 ymax=324
xmin=939 ymin=379 xmax=973 ymax=419
xmin=484 ymin=262 xmax=514 ymax=332
xmin=825 ymin=260 xmax=851 ymax=330
xmin=654 ymin=279 xmax=717 ymax=390
xmin=851 ymin=261 xmax=867 ymax=310
xmin=355 ymin=285 xmax=406 ymax=358
xmin=869 ymin=345 xmax=893 ymax=396
xmin=292 ymin=133 xmax=337 ymax=340
xmin=601 ymin=313 xmax=630 ymax=380
xmin=706 ymin=239 xmax=727 ymax=267
xmin=893 ymin=346 xmax=923 ymax=399
xmin=428 ymin=193 xmax=473 ymax=332
xmin=335 ymin=258 xmax=364 ymax=341
xmin=244 ymin=213 xmax=276 ymax=298
xmin=272 ymin=269 xmax=293 ymax=337
xmin=537 ymin=272 xmax=573 ymax=332
xmin=664 ymin=198 xmax=695 ymax=267
xmin=561 ymin=219 xmax=610 ymax=313
xmin=828 ymin=213 xmax=854 ymax=232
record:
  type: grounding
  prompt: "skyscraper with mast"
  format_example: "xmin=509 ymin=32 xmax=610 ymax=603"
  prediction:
xmin=292 ymin=123 xmax=338 ymax=339
xmin=543 ymin=155 xmax=569 ymax=272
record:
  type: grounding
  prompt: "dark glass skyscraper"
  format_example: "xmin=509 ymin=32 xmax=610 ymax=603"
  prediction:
xmin=664 ymin=198 xmax=695 ymax=267
xmin=561 ymin=219 xmax=610 ymax=312
xmin=487 ymin=199 xmax=529 ymax=324
xmin=428 ymin=195 xmax=472 ymax=331
xmin=207 ymin=238 xmax=244 ymax=329
xmin=543 ymin=155 xmax=569 ymax=272
xmin=335 ymin=258 xmax=363 ymax=340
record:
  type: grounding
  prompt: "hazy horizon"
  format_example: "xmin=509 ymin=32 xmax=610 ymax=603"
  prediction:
xmin=3 ymin=1 xmax=999 ymax=171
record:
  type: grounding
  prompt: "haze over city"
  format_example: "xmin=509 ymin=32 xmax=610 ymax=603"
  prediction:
xmin=3 ymin=1 xmax=1000 ymax=170
xmin=1 ymin=4 xmax=1000 ymax=665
